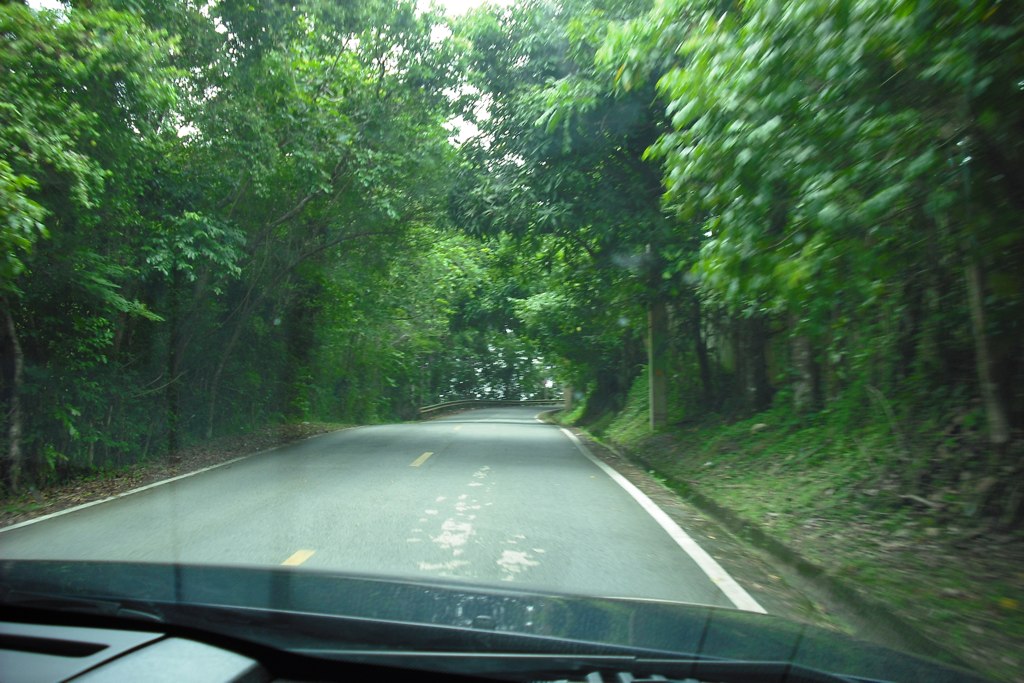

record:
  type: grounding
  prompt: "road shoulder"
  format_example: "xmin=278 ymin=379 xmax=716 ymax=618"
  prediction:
xmin=0 ymin=423 xmax=352 ymax=530
xmin=554 ymin=422 xmax=845 ymax=629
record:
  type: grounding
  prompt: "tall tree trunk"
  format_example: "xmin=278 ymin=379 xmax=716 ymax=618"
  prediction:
xmin=790 ymin=314 xmax=820 ymax=412
xmin=206 ymin=309 xmax=249 ymax=440
xmin=730 ymin=320 xmax=745 ymax=414
xmin=692 ymin=297 xmax=713 ymax=407
xmin=647 ymin=298 xmax=668 ymax=429
xmin=745 ymin=315 xmax=773 ymax=412
xmin=966 ymin=256 xmax=1011 ymax=447
xmin=166 ymin=269 xmax=181 ymax=458
xmin=205 ymin=252 xmax=293 ymax=438
xmin=1 ymin=301 xmax=24 ymax=492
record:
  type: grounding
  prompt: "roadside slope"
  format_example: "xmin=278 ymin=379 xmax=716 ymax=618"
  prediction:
xmin=561 ymin=397 xmax=1024 ymax=683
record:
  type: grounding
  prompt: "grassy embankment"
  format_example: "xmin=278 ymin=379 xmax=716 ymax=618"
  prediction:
xmin=566 ymin=375 xmax=1023 ymax=683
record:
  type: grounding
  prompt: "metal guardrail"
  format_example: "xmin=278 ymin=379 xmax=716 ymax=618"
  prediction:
xmin=417 ymin=398 xmax=563 ymax=418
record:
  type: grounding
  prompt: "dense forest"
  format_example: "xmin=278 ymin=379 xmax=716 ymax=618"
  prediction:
xmin=0 ymin=0 xmax=551 ymax=491
xmin=2 ymin=0 xmax=1022 ymax=524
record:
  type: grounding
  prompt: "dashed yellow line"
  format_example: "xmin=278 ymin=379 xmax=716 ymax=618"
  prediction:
xmin=281 ymin=549 xmax=315 ymax=566
xmin=410 ymin=451 xmax=434 ymax=467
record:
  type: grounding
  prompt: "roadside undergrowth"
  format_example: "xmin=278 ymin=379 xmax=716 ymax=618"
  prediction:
xmin=571 ymin=382 xmax=1024 ymax=683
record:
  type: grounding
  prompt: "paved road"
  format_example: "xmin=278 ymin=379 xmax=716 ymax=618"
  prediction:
xmin=0 ymin=407 xmax=749 ymax=608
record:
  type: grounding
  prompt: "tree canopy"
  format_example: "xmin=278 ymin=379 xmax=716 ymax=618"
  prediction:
xmin=2 ymin=0 xmax=1022 ymax=523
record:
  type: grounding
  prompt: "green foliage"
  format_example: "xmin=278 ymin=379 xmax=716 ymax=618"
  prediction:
xmin=591 ymin=0 xmax=1024 ymax=439
xmin=451 ymin=0 xmax=662 ymax=416
xmin=445 ymin=0 xmax=1023 ymax=519
xmin=0 ymin=159 xmax=46 ymax=288
xmin=604 ymin=368 xmax=650 ymax=444
xmin=2 ymin=0 xmax=552 ymax=490
xmin=4 ymin=0 xmax=1022 ymax=530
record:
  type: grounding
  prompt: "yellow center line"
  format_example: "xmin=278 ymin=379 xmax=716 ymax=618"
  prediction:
xmin=453 ymin=425 xmax=462 ymax=431
xmin=410 ymin=451 xmax=434 ymax=467
xmin=281 ymin=549 xmax=315 ymax=566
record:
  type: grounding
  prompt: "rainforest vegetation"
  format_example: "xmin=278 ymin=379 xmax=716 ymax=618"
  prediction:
xmin=2 ymin=0 xmax=1021 ymax=527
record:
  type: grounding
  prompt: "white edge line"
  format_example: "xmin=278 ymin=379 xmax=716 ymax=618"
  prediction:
xmin=558 ymin=427 xmax=767 ymax=614
xmin=534 ymin=408 xmax=559 ymax=423
xmin=0 ymin=428 xmax=356 ymax=534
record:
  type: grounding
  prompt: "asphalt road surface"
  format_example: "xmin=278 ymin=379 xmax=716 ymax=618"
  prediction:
xmin=0 ymin=407 xmax=759 ymax=610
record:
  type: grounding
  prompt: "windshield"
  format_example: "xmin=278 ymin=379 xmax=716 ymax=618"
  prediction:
xmin=0 ymin=0 xmax=1020 ymax=682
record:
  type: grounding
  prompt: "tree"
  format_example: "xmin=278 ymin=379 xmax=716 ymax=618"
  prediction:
xmin=450 ymin=0 xmax=666 ymax=420
xmin=1 ymin=0 xmax=475 ymax=490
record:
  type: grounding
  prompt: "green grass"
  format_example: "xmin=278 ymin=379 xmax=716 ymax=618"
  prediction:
xmin=555 ymin=402 xmax=587 ymax=426
xmin=603 ymin=372 xmax=652 ymax=444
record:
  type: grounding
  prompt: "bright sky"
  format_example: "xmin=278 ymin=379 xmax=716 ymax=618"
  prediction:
xmin=29 ymin=0 xmax=504 ymax=14
xmin=433 ymin=0 xmax=513 ymax=15
xmin=435 ymin=0 xmax=480 ymax=14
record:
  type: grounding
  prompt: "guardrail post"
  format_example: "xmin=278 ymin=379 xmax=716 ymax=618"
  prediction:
xmin=417 ymin=398 xmax=563 ymax=419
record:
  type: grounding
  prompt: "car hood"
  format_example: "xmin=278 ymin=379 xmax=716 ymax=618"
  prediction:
xmin=0 ymin=560 xmax=985 ymax=682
